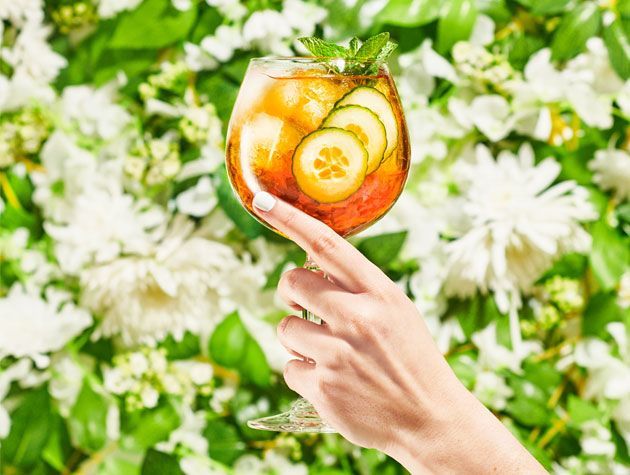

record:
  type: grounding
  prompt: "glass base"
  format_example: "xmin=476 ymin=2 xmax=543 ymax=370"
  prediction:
xmin=248 ymin=256 xmax=336 ymax=433
xmin=247 ymin=398 xmax=336 ymax=433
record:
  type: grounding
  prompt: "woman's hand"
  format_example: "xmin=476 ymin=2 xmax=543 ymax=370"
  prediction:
xmin=252 ymin=191 xmax=547 ymax=475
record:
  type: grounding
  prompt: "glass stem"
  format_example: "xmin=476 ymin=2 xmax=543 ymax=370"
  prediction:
xmin=301 ymin=255 xmax=324 ymax=325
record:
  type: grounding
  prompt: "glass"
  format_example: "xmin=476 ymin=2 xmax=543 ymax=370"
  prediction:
xmin=225 ymin=57 xmax=410 ymax=432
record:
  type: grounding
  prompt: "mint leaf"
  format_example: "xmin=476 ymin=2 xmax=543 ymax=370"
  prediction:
xmin=355 ymin=32 xmax=390 ymax=60
xmin=298 ymin=33 xmax=398 ymax=75
xmin=348 ymin=37 xmax=361 ymax=56
xmin=298 ymin=37 xmax=348 ymax=58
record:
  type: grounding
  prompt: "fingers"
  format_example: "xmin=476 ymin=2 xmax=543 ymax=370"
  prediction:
xmin=277 ymin=315 xmax=335 ymax=360
xmin=277 ymin=268 xmax=353 ymax=328
xmin=283 ymin=358 xmax=317 ymax=399
xmin=252 ymin=192 xmax=383 ymax=293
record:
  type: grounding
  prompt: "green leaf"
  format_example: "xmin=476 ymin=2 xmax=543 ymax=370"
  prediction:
xmin=68 ymin=378 xmax=110 ymax=453
xmin=1 ymin=205 xmax=40 ymax=234
xmin=215 ymin=165 xmax=265 ymax=239
xmin=507 ymin=397 xmax=549 ymax=426
xmin=93 ymin=49 xmax=156 ymax=86
xmin=551 ymin=2 xmax=601 ymax=61
xmin=604 ymin=18 xmax=630 ymax=80
xmin=42 ymin=413 xmax=72 ymax=471
xmin=538 ymin=253 xmax=588 ymax=282
xmin=349 ymin=37 xmax=361 ymax=56
xmin=356 ymin=231 xmax=407 ymax=268
xmin=209 ymin=311 xmax=272 ymax=387
xmin=121 ymin=402 xmax=181 ymax=451
xmin=204 ymin=419 xmax=246 ymax=465
xmin=264 ymin=247 xmax=305 ymax=290
xmin=99 ymin=448 xmax=143 ymax=475
xmin=377 ymin=0 xmax=445 ymax=27
xmin=515 ymin=0 xmax=571 ymax=15
xmin=436 ymin=0 xmax=478 ymax=54
xmin=620 ymin=0 xmax=630 ymax=20
xmin=1 ymin=387 xmax=52 ymax=469
xmin=355 ymin=33 xmax=390 ymax=60
xmin=589 ymin=220 xmax=630 ymax=290
xmin=521 ymin=361 xmax=562 ymax=394
xmin=190 ymin=6 xmax=222 ymax=43
xmin=110 ymin=0 xmax=197 ymax=49
xmin=141 ymin=449 xmax=184 ymax=475
xmin=160 ymin=331 xmax=201 ymax=360
xmin=198 ymin=73 xmax=239 ymax=129
xmin=582 ymin=292 xmax=625 ymax=337
xmin=567 ymin=395 xmax=601 ymax=427
xmin=298 ymin=37 xmax=348 ymax=58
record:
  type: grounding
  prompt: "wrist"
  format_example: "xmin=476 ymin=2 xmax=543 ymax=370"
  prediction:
xmin=385 ymin=377 xmax=547 ymax=474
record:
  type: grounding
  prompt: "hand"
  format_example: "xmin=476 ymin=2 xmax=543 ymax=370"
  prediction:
xmin=252 ymin=192 xmax=547 ymax=475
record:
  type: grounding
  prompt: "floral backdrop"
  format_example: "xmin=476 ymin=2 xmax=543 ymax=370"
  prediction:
xmin=0 ymin=0 xmax=629 ymax=473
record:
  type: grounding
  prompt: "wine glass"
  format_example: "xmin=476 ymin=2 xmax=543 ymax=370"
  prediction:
xmin=226 ymin=57 xmax=410 ymax=432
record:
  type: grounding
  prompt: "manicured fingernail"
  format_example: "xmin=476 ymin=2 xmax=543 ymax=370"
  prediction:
xmin=253 ymin=191 xmax=276 ymax=212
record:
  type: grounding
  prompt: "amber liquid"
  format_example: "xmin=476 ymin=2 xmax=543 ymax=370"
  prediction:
xmin=226 ymin=65 xmax=410 ymax=237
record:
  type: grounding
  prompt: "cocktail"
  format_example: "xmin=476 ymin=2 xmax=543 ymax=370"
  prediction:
xmin=226 ymin=41 xmax=410 ymax=432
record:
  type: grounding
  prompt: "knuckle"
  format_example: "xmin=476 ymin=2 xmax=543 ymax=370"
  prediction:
xmin=279 ymin=268 xmax=303 ymax=293
xmin=283 ymin=207 xmax=300 ymax=229
xmin=310 ymin=229 xmax=340 ymax=258
xmin=277 ymin=315 xmax=296 ymax=338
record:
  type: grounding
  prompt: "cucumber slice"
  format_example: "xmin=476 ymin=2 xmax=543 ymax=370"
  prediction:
xmin=336 ymin=86 xmax=399 ymax=159
xmin=292 ymin=128 xmax=368 ymax=203
xmin=322 ymin=105 xmax=386 ymax=174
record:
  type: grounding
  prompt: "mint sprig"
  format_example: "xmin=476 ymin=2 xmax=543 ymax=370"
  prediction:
xmin=298 ymin=33 xmax=398 ymax=75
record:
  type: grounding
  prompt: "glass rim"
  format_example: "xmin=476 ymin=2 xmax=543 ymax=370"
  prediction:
xmin=249 ymin=56 xmax=386 ymax=65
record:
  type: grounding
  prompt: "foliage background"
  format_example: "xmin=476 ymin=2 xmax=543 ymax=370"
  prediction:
xmin=1 ymin=0 xmax=630 ymax=473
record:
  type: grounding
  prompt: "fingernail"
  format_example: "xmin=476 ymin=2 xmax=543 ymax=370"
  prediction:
xmin=253 ymin=191 xmax=276 ymax=212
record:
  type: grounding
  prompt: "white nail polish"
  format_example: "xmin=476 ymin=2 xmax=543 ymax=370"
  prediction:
xmin=253 ymin=191 xmax=276 ymax=212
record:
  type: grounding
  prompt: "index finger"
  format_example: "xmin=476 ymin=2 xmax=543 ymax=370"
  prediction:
xmin=251 ymin=191 xmax=383 ymax=293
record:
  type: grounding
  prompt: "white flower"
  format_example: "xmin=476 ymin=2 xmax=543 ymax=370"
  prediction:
xmin=98 ymin=0 xmax=143 ymax=19
xmin=172 ymin=0 xmax=192 ymax=10
xmin=0 ymin=0 xmax=43 ymax=25
xmin=234 ymin=451 xmax=308 ymax=475
xmin=200 ymin=25 xmax=244 ymax=64
xmin=45 ymin=188 xmax=165 ymax=274
xmin=206 ymin=0 xmax=247 ymax=21
xmin=473 ymin=371 xmax=513 ymax=410
xmin=0 ymin=71 xmax=56 ymax=112
xmin=80 ymin=215 xmax=243 ymax=345
xmin=184 ymin=42 xmax=219 ymax=72
xmin=172 ymin=361 xmax=213 ymax=386
xmin=1 ymin=19 xmax=67 ymax=84
xmin=580 ymin=420 xmax=616 ymax=457
xmin=472 ymin=323 xmax=541 ymax=373
xmin=49 ymin=353 xmax=87 ymax=417
xmin=398 ymin=40 xmax=458 ymax=99
xmin=282 ymin=0 xmax=327 ymax=37
xmin=470 ymin=14 xmax=495 ymax=47
xmin=60 ymin=84 xmax=131 ymax=140
xmin=0 ymin=285 xmax=92 ymax=368
xmin=31 ymin=132 xmax=116 ymax=222
xmin=242 ymin=10 xmax=294 ymax=56
xmin=564 ymin=38 xmax=624 ymax=95
xmin=619 ymin=272 xmax=630 ymax=309
xmin=177 ymin=143 xmax=223 ymax=180
xmin=156 ymin=406 xmax=208 ymax=454
xmin=469 ymin=95 xmax=515 ymax=142
xmin=617 ymin=80 xmax=630 ymax=117
xmin=444 ymin=144 xmax=596 ymax=312
xmin=566 ymin=82 xmax=613 ymax=129
xmin=574 ymin=337 xmax=630 ymax=400
xmin=589 ymin=148 xmax=630 ymax=201
xmin=181 ymin=455 xmax=229 ymax=475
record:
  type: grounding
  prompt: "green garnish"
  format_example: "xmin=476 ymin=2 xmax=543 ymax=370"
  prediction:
xmin=298 ymin=33 xmax=398 ymax=75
